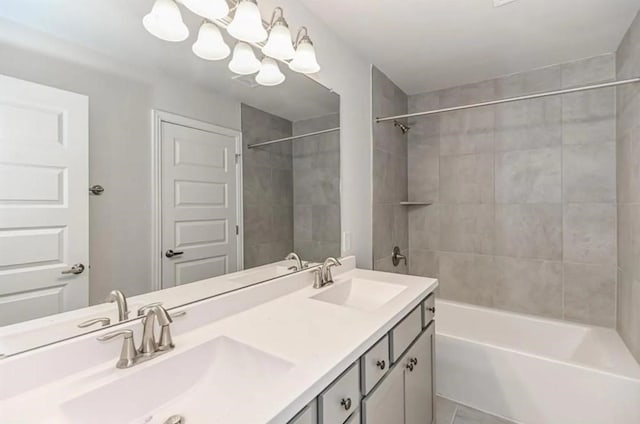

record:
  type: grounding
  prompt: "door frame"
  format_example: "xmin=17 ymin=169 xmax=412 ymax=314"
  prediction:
xmin=150 ymin=110 xmax=244 ymax=291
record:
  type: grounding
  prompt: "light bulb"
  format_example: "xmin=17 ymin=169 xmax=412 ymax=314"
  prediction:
xmin=256 ymin=57 xmax=285 ymax=86
xmin=227 ymin=0 xmax=268 ymax=43
xmin=289 ymin=36 xmax=320 ymax=74
xmin=143 ymin=0 xmax=189 ymax=42
xmin=181 ymin=0 xmax=229 ymax=20
xmin=262 ymin=19 xmax=295 ymax=61
xmin=228 ymin=42 xmax=261 ymax=75
xmin=192 ymin=22 xmax=230 ymax=60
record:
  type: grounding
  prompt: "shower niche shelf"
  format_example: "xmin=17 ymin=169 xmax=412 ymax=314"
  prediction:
xmin=399 ymin=202 xmax=432 ymax=206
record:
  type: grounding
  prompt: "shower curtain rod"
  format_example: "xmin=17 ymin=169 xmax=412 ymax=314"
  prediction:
xmin=247 ymin=127 xmax=340 ymax=149
xmin=375 ymin=77 xmax=640 ymax=123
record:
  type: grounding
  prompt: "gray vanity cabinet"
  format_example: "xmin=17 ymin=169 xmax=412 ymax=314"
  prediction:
xmin=404 ymin=324 xmax=435 ymax=424
xmin=361 ymin=359 xmax=405 ymax=424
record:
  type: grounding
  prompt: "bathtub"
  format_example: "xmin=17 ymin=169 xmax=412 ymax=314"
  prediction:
xmin=435 ymin=299 xmax=640 ymax=424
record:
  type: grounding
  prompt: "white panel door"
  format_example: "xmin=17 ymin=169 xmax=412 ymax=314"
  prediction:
xmin=0 ymin=74 xmax=89 ymax=326
xmin=161 ymin=121 xmax=240 ymax=288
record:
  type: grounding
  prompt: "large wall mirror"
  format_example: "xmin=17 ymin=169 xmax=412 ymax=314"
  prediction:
xmin=0 ymin=0 xmax=340 ymax=356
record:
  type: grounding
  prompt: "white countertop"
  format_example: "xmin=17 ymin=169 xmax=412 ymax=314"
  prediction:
xmin=0 ymin=259 xmax=437 ymax=423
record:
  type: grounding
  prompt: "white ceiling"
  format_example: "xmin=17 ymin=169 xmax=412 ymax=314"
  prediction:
xmin=299 ymin=0 xmax=640 ymax=94
xmin=0 ymin=0 xmax=338 ymax=122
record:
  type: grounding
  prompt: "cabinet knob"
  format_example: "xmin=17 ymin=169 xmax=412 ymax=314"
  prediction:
xmin=376 ymin=360 xmax=386 ymax=370
xmin=340 ymin=397 xmax=352 ymax=411
xmin=406 ymin=362 xmax=414 ymax=372
xmin=410 ymin=357 xmax=418 ymax=366
xmin=427 ymin=306 xmax=435 ymax=313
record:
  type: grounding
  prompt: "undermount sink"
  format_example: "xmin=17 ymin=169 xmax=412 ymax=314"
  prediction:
xmin=311 ymin=278 xmax=406 ymax=311
xmin=62 ymin=336 xmax=293 ymax=424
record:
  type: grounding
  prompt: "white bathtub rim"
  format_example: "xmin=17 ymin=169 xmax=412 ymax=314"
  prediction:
xmin=436 ymin=394 xmax=524 ymax=424
xmin=437 ymin=331 xmax=640 ymax=382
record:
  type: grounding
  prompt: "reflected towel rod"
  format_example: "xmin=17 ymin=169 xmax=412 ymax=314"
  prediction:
xmin=247 ymin=127 xmax=340 ymax=149
xmin=375 ymin=77 xmax=640 ymax=123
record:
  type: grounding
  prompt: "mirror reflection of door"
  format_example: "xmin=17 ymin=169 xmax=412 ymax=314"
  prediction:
xmin=159 ymin=115 xmax=242 ymax=288
xmin=0 ymin=74 xmax=89 ymax=325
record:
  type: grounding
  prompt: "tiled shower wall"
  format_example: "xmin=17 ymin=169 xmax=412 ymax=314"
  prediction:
xmin=241 ymin=104 xmax=294 ymax=268
xmin=406 ymin=55 xmax=618 ymax=327
xmin=372 ymin=67 xmax=409 ymax=274
xmin=292 ymin=113 xmax=341 ymax=262
xmin=616 ymin=11 xmax=640 ymax=361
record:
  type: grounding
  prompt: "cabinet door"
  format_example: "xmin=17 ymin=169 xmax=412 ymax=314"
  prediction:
xmin=290 ymin=399 xmax=317 ymax=424
xmin=362 ymin=361 xmax=404 ymax=424
xmin=404 ymin=324 xmax=435 ymax=424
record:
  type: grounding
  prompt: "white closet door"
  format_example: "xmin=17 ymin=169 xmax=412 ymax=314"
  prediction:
xmin=161 ymin=121 xmax=240 ymax=288
xmin=0 ymin=74 xmax=89 ymax=326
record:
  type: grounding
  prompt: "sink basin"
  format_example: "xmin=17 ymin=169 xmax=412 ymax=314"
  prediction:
xmin=62 ymin=336 xmax=293 ymax=424
xmin=311 ymin=278 xmax=406 ymax=311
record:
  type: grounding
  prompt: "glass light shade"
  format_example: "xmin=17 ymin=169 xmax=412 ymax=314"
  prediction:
xmin=181 ymin=0 xmax=229 ymax=20
xmin=143 ymin=0 xmax=189 ymax=42
xmin=255 ymin=58 xmax=285 ymax=86
xmin=228 ymin=42 xmax=261 ymax=75
xmin=192 ymin=22 xmax=230 ymax=60
xmin=289 ymin=38 xmax=320 ymax=74
xmin=227 ymin=0 xmax=268 ymax=43
xmin=261 ymin=21 xmax=295 ymax=60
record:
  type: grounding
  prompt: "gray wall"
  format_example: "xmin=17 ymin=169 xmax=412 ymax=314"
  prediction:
xmin=292 ymin=113 xmax=341 ymax=262
xmin=407 ymin=55 xmax=618 ymax=327
xmin=371 ymin=67 xmax=409 ymax=274
xmin=616 ymin=11 xmax=640 ymax=361
xmin=0 ymin=40 xmax=240 ymax=305
xmin=241 ymin=104 xmax=294 ymax=268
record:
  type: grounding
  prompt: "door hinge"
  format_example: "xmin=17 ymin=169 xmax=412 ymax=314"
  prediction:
xmin=236 ymin=225 xmax=239 ymax=235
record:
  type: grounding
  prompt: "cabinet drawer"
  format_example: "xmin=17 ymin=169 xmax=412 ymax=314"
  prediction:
xmin=422 ymin=294 xmax=435 ymax=328
xmin=289 ymin=399 xmax=317 ymax=424
xmin=390 ymin=305 xmax=422 ymax=363
xmin=319 ymin=362 xmax=360 ymax=423
xmin=360 ymin=335 xmax=390 ymax=395
xmin=345 ymin=408 xmax=360 ymax=424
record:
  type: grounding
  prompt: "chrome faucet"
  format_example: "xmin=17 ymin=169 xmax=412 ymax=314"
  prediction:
xmin=313 ymin=257 xmax=342 ymax=288
xmin=285 ymin=252 xmax=306 ymax=271
xmin=98 ymin=304 xmax=176 ymax=369
xmin=106 ymin=290 xmax=129 ymax=321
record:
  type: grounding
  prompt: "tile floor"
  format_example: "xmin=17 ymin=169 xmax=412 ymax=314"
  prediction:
xmin=436 ymin=396 xmax=517 ymax=424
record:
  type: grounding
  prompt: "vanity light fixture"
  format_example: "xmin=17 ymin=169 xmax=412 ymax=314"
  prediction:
xmin=142 ymin=0 xmax=322 ymax=77
xmin=289 ymin=27 xmax=320 ymax=74
xmin=227 ymin=0 xmax=268 ymax=43
xmin=261 ymin=7 xmax=296 ymax=61
xmin=143 ymin=0 xmax=189 ymax=42
xmin=192 ymin=21 xmax=231 ymax=60
xmin=228 ymin=42 xmax=261 ymax=75
xmin=181 ymin=0 xmax=229 ymax=20
xmin=256 ymin=57 xmax=285 ymax=86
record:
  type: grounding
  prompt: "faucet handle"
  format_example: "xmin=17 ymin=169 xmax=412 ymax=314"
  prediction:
xmin=312 ymin=268 xmax=323 ymax=289
xmin=97 ymin=330 xmax=138 ymax=369
xmin=78 ymin=317 xmax=111 ymax=328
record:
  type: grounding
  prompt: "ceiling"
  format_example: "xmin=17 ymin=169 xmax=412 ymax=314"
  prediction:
xmin=299 ymin=0 xmax=640 ymax=94
xmin=0 ymin=0 xmax=338 ymax=122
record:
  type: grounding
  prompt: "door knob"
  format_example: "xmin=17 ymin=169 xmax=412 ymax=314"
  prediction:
xmin=165 ymin=250 xmax=184 ymax=258
xmin=61 ymin=264 xmax=85 ymax=275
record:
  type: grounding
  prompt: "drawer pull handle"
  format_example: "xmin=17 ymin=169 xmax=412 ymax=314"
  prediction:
xmin=376 ymin=360 xmax=386 ymax=370
xmin=427 ymin=306 xmax=435 ymax=313
xmin=340 ymin=398 xmax=352 ymax=411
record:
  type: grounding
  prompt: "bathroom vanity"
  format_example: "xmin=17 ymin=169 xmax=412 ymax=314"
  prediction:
xmin=0 ymin=257 xmax=438 ymax=423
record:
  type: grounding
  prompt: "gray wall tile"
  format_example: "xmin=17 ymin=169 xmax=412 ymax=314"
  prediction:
xmin=408 ymin=248 xmax=438 ymax=278
xmin=440 ymin=154 xmax=494 ymax=204
xmin=438 ymin=252 xmax=496 ymax=307
xmin=494 ymin=257 xmax=563 ymax=318
xmin=495 ymin=204 xmax=562 ymax=260
xmin=562 ymin=54 xmax=616 ymax=87
xmin=495 ymin=147 xmax=562 ymax=203
xmin=564 ymin=262 xmax=617 ymax=327
xmin=563 ymin=143 xmax=616 ymax=202
xmin=564 ymin=203 xmax=617 ymax=265
xmin=440 ymin=204 xmax=494 ymax=254
xmin=562 ymin=88 xmax=616 ymax=145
